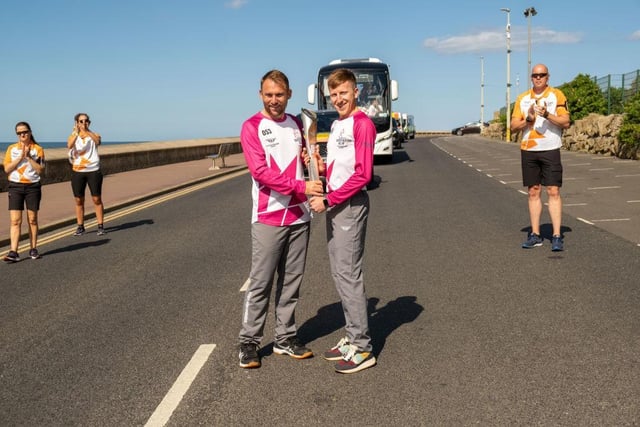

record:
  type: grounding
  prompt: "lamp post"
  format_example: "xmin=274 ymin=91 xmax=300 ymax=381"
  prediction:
xmin=524 ymin=7 xmax=538 ymax=88
xmin=500 ymin=7 xmax=511 ymax=142
xmin=480 ymin=56 xmax=485 ymax=125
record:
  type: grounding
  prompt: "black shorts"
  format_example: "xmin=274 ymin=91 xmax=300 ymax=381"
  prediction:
xmin=71 ymin=170 xmax=103 ymax=198
xmin=521 ymin=149 xmax=563 ymax=187
xmin=7 ymin=182 xmax=42 ymax=211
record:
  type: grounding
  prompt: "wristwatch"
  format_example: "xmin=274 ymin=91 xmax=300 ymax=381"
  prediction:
xmin=525 ymin=116 xmax=534 ymax=123
xmin=543 ymin=111 xmax=549 ymax=119
xmin=323 ymin=198 xmax=329 ymax=208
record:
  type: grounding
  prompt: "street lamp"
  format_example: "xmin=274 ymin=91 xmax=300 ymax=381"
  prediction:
xmin=480 ymin=56 xmax=485 ymax=125
xmin=500 ymin=7 xmax=511 ymax=142
xmin=524 ymin=7 xmax=538 ymax=88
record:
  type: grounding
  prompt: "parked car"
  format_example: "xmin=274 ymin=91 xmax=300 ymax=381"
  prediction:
xmin=392 ymin=118 xmax=405 ymax=148
xmin=451 ymin=121 xmax=489 ymax=136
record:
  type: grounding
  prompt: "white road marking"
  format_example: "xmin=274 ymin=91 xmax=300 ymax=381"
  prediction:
xmin=145 ymin=344 xmax=216 ymax=427
xmin=617 ymin=174 xmax=640 ymax=178
xmin=240 ymin=278 xmax=250 ymax=292
xmin=587 ymin=186 xmax=621 ymax=190
xmin=564 ymin=203 xmax=588 ymax=206
xmin=590 ymin=218 xmax=631 ymax=223
xmin=628 ymin=200 xmax=640 ymax=203
xmin=589 ymin=168 xmax=614 ymax=171
xmin=578 ymin=217 xmax=595 ymax=225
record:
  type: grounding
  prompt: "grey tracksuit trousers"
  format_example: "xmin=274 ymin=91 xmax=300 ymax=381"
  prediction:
xmin=239 ymin=222 xmax=310 ymax=345
xmin=326 ymin=190 xmax=372 ymax=352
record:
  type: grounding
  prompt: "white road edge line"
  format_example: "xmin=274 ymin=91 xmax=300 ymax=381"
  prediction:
xmin=145 ymin=344 xmax=216 ymax=427
xmin=240 ymin=278 xmax=250 ymax=292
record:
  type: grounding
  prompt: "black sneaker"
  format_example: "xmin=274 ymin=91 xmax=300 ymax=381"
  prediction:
xmin=273 ymin=337 xmax=313 ymax=359
xmin=323 ymin=337 xmax=350 ymax=361
xmin=97 ymin=225 xmax=106 ymax=236
xmin=73 ymin=225 xmax=85 ymax=236
xmin=29 ymin=248 xmax=41 ymax=260
xmin=3 ymin=251 xmax=20 ymax=263
xmin=334 ymin=344 xmax=376 ymax=374
xmin=238 ymin=343 xmax=261 ymax=369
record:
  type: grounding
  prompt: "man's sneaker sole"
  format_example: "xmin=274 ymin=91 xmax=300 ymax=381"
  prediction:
xmin=335 ymin=354 xmax=376 ymax=374
xmin=273 ymin=345 xmax=313 ymax=359
xmin=239 ymin=360 xmax=261 ymax=369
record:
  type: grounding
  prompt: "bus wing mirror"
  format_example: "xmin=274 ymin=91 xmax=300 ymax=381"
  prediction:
xmin=391 ymin=80 xmax=399 ymax=101
xmin=307 ymin=84 xmax=316 ymax=105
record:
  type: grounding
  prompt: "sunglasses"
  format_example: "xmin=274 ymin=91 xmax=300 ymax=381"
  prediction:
xmin=78 ymin=119 xmax=90 ymax=124
xmin=531 ymin=73 xmax=548 ymax=79
xmin=16 ymin=130 xmax=30 ymax=136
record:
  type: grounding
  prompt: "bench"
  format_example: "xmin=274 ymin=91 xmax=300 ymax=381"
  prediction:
xmin=206 ymin=143 xmax=233 ymax=170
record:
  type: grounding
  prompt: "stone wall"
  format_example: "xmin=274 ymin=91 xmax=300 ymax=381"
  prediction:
xmin=483 ymin=114 xmax=639 ymax=160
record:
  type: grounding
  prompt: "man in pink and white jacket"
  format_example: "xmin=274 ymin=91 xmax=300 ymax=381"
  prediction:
xmin=237 ymin=70 xmax=323 ymax=369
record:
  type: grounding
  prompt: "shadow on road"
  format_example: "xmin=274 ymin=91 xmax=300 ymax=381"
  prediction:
xmin=520 ymin=223 xmax=573 ymax=241
xmin=295 ymin=295 xmax=424 ymax=357
xmin=42 ymin=238 xmax=110 ymax=256
xmin=105 ymin=219 xmax=155 ymax=233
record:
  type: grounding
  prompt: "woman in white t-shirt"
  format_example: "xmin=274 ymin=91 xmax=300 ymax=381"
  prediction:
xmin=67 ymin=113 xmax=106 ymax=236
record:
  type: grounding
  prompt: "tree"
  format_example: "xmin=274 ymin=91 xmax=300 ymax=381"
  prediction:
xmin=559 ymin=74 xmax=607 ymax=121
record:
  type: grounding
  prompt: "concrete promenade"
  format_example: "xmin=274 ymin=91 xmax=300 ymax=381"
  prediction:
xmin=0 ymin=151 xmax=248 ymax=249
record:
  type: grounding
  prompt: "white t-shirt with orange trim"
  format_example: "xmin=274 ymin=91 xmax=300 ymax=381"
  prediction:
xmin=513 ymin=86 xmax=569 ymax=151
xmin=4 ymin=143 xmax=45 ymax=184
xmin=70 ymin=134 xmax=101 ymax=172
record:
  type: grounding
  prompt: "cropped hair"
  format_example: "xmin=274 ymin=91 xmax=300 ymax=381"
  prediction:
xmin=327 ymin=68 xmax=356 ymax=90
xmin=260 ymin=70 xmax=290 ymax=91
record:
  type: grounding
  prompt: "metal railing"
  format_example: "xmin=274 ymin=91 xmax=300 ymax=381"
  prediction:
xmin=594 ymin=69 xmax=640 ymax=114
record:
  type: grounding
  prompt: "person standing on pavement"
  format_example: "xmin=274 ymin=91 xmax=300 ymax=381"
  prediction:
xmin=308 ymin=68 xmax=376 ymax=374
xmin=237 ymin=69 xmax=324 ymax=369
xmin=511 ymin=64 xmax=571 ymax=251
xmin=3 ymin=122 xmax=45 ymax=262
xmin=67 ymin=113 xmax=106 ymax=236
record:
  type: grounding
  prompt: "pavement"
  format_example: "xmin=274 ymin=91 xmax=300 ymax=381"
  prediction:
xmin=0 ymin=153 xmax=248 ymax=249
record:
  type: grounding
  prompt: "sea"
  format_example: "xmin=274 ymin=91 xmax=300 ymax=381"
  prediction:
xmin=0 ymin=140 xmax=147 ymax=153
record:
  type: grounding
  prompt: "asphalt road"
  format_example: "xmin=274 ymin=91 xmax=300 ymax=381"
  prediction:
xmin=1 ymin=137 xmax=639 ymax=425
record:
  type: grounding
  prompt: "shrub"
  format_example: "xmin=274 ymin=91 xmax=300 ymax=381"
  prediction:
xmin=618 ymin=91 xmax=640 ymax=154
xmin=559 ymin=74 xmax=607 ymax=121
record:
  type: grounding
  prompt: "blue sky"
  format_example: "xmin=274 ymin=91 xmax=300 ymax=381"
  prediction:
xmin=1 ymin=0 xmax=639 ymax=142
